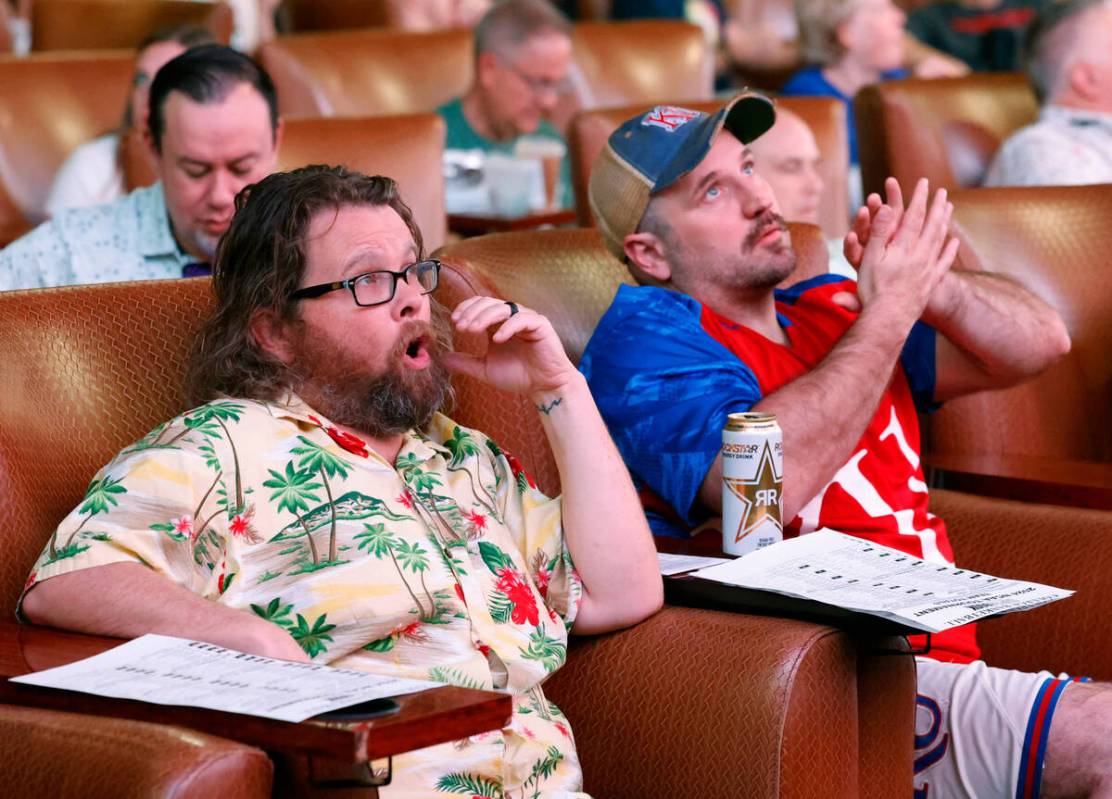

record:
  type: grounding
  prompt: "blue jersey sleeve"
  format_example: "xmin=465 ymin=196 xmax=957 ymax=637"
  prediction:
xmin=580 ymin=286 xmax=763 ymax=527
xmin=900 ymin=320 xmax=940 ymax=411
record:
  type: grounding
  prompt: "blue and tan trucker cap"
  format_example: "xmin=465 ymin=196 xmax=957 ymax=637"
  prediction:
xmin=588 ymin=92 xmax=777 ymax=260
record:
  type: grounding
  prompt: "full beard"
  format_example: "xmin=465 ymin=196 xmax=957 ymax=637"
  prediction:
xmin=287 ymin=310 xmax=454 ymax=438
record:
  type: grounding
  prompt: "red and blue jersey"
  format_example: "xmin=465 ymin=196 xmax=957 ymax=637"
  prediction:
xmin=581 ymin=275 xmax=979 ymax=663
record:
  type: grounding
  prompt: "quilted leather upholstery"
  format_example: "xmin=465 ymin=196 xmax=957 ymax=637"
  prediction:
xmin=0 ymin=705 xmax=272 ymax=799
xmin=933 ymin=488 xmax=1112 ymax=680
xmin=31 ymin=0 xmax=233 ymax=51
xmin=0 ymin=278 xmax=214 ymax=615
xmin=927 ymin=185 xmax=1112 ymax=461
xmin=569 ymin=21 xmax=713 ymax=112
xmin=569 ymin=96 xmax=850 ymax=238
xmin=855 ymin=73 xmax=1037 ymax=197
xmin=0 ymin=52 xmax=134 ymax=244
xmin=257 ymin=27 xmax=473 ymax=118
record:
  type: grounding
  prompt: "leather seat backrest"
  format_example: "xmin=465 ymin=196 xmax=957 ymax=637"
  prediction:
xmin=31 ymin=0 xmax=233 ymax=50
xmin=568 ymin=20 xmax=713 ymax=111
xmin=282 ymin=0 xmax=390 ymax=32
xmin=257 ymin=28 xmax=473 ymax=118
xmin=855 ymin=73 xmax=1037 ymax=197
xmin=926 ymin=185 xmax=1112 ymax=461
xmin=434 ymin=221 xmax=830 ymax=494
xmin=569 ymin=97 xmax=850 ymax=238
xmin=0 ymin=51 xmax=134 ymax=245
xmin=277 ymin=115 xmax=448 ymax=252
xmin=122 ymin=113 xmax=448 ymax=252
xmin=0 ymin=278 xmax=215 ymax=615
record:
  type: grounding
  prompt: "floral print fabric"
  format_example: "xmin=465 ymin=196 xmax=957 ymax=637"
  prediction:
xmin=21 ymin=394 xmax=586 ymax=798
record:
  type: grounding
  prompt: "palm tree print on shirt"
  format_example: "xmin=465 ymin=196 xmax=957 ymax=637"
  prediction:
xmin=47 ymin=474 xmax=127 ymax=561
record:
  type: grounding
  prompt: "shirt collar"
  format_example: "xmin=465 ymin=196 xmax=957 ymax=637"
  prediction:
xmin=137 ymin=182 xmax=191 ymax=261
xmin=262 ymin=392 xmax=448 ymax=466
xmin=1042 ymin=104 xmax=1112 ymax=133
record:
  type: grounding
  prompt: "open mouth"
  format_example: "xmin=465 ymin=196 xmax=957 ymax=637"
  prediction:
xmin=400 ymin=332 xmax=432 ymax=369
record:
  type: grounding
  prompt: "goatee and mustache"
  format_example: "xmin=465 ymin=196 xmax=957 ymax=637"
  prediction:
xmin=287 ymin=307 xmax=455 ymax=438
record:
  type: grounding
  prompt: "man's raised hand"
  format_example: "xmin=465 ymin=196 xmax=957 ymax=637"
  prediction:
xmin=441 ymin=296 xmax=580 ymax=398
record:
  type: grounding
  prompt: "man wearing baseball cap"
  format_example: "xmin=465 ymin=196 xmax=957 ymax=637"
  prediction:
xmin=580 ymin=94 xmax=1112 ymax=797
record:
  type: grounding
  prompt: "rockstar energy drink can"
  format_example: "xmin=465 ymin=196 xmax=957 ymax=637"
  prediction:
xmin=722 ymin=412 xmax=784 ymax=557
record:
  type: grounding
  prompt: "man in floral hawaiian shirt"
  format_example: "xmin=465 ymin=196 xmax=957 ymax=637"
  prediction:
xmin=20 ymin=165 xmax=663 ymax=798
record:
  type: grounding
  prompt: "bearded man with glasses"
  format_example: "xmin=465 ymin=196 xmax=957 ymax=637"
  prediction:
xmin=438 ymin=0 xmax=575 ymax=209
xmin=19 ymin=165 xmax=662 ymax=798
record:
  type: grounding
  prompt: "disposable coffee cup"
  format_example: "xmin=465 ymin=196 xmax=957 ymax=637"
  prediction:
xmin=514 ymin=137 xmax=566 ymax=210
xmin=485 ymin=153 xmax=538 ymax=217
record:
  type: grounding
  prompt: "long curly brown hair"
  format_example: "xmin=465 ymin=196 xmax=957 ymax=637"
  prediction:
xmin=186 ymin=165 xmax=424 ymax=405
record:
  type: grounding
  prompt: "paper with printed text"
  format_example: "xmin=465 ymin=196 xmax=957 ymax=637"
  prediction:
xmin=689 ymin=530 xmax=1073 ymax=633
xmin=10 ymin=634 xmax=442 ymax=722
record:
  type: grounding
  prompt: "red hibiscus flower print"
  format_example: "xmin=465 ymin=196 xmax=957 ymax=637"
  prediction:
xmin=310 ymin=414 xmax=369 ymax=458
xmin=534 ymin=567 xmax=550 ymax=598
xmin=24 ymin=571 xmax=37 ymax=591
xmin=476 ymin=640 xmax=491 ymax=657
xmin=391 ymin=620 xmax=428 ymax=644
xmin=397 ymin=491 xmax=414 ymax=509
xmin=454 ymin=582 xmax=467 ymax=606
xmin=227 ymin=505 xmax=262 ymax=543
xmin=496 ymin=567 xmax=539 ymax=626
xmin=465 ymin=508 xmax=487 ymax=532
xmin=554 ymin=721 xmax=569 ymax=738
xmin=503 ymin=450 xmax=537 ymax=489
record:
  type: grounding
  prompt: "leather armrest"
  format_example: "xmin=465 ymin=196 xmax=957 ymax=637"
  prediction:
xmin=545 ymin=605 xmax=913 ymax=798
xmin=0 ymin=704 xmax=272 ymax=799
xmin=932 ymin=488 xmax=1112 ymax=679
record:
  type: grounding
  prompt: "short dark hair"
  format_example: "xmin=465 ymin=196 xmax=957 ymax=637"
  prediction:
xmin=186 ymin=165 xmax=425 ymax=405
xmin=147 ymin=43 xmax=279 ymax=152
xmin=473 ymin=0 xmax=571 ymax=60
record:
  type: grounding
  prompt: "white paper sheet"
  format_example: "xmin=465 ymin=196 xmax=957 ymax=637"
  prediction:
xmin=10 ymin=634 xmax=444 ymax=722
xmin=690 ymin=530 xmax=1073 ymax=633
xmin=657 ymin=552 xmax=731 ymax=576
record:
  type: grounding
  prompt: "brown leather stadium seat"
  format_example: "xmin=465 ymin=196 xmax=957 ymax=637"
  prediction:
xmin=279 ymin=115 xmax=448 ymax=252
xmin=31 ymin=0 xmax=233 ymax=51
xmin=569 ymin=96 xmax=850 ymax=238
xmin=925 ymin=184 xmax=1112 ymax=463
xmin=569 ymin=20 xmax=713 ymax=112
xmin=258 ymin=27 xmax=473 ymax=117
xmin=855 ymin=73 xmax=1038 ymax=197
xmin=0 ymin=51 xmax=134 ymax=246
xmin=122 ymin=113 xmax=448 ymax=252
xmin=281 ymin=0 xmax=390 ymax=32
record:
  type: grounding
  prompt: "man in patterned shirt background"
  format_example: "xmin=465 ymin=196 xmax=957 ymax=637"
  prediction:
xmin=0 ymin=44 xmax=281 ymax=290
xmin=19 ymin=165 xmax=663 ymax=797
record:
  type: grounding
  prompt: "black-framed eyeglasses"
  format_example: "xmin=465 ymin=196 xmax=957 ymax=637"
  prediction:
xmin=289 ymin=259 xmax=441 ymax=308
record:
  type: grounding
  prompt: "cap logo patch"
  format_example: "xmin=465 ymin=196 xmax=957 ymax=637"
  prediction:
xmin=641 ymin=105 xmax=700 ymax=132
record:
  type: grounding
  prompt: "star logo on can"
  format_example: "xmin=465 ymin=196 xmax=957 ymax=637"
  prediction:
xmin=723 ymin=441 xmax=783 ymax=544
